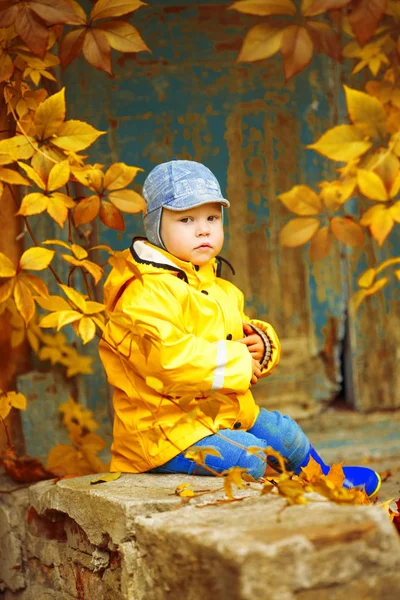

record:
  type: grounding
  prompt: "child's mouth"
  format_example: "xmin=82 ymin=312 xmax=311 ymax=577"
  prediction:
xmin=195 ymin=244 xmax=212 ymax=249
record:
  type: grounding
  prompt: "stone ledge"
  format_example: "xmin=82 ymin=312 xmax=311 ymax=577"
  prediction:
xmin=1 ymin=472 xmax=400 ymax=599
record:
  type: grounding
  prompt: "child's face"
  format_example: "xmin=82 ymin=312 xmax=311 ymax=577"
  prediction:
xmin=160 ymin=202 xmax=224 ymax=266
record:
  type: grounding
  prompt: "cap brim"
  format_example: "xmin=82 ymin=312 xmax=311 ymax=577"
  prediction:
xmin=163 ymin=195 xmax=230 ymax=211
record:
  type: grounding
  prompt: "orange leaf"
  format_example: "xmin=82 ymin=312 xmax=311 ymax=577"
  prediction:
xmin=300 ymin=454 xmax=323 ymax=481
xmin=96 ymin=21 xmax=149 ymax=53
xmin=0 ymin=167 xmax=30 ymax=186
xmin=279 ymin=217 xmax=320 ymax=247
xmin=14 ymin=279 xmax=35 ymax=326
xmin=238 ymin=23 xmax=283 ymax=62
xmin=83 ymin=28 xmax=112 ymax=75
xmin=309 ymin=225 xmax=331 ymax=261
xmin=331 ymin=217 xmax=364 ymax=247
xmin=91 ymin=0 xmax=146 ymax=21
xmin=348 ymin=0 xmax=386 ymax=45
xmin=15 ymin=7 xmax=48 ymax=59
xmin=0 ymin=279 xmax=14 ymax=303
xmin=326 ymin=461 xmax=345 ymax=487
xmin=29 ymin=0 xmax=82 ymax=25
xmin=306 ymin=21 xmax=341 ymax=61
xmin=73 ymin=195 xmax=100 ymax=226
xmin=99 ymin=201 xmax=125 ymax=230
xmin=281 ymin=26 xmax=314 ymax=80
xmin=230 ymin=0 xmax=296 ymax=15
xmin=59 ymin=28 xmax=86 ymax=69
xmin=302 ymin=0 xmax=351 ymax=17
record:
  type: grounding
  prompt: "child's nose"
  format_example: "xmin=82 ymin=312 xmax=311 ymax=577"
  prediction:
xmin=196 ymin=220 xmax=210 ymax=235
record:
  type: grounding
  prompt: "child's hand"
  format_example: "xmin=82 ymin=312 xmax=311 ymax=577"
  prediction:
xmin=238 ymin=322 xmax=264 ymax=362
xmin=251 ymin=359 xmax=261 ymax=386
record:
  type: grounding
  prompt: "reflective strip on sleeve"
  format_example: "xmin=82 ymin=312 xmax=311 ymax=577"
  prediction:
xmin=211 ymin=340 xmax=226 ymax=390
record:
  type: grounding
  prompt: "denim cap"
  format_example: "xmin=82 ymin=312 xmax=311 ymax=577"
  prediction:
xmin=142 ymin=160 xmax=230 ymax=249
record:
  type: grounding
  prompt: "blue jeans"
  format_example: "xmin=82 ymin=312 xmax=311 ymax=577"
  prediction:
xmin=150 ymin=408 xmax=311 ymax=479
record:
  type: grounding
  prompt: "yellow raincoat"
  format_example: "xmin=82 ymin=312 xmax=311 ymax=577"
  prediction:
xmin=99 ymin=238 xmax=281 ymax=473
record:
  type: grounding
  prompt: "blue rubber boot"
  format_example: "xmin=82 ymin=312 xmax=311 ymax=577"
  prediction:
xmin=296 ymin=447 xmax=381 ymax=498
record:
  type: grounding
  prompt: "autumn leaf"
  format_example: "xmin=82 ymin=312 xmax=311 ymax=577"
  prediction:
xmin=302 ymin=0 xmax=351 ymax=17
xmin=357 ymin=169 xmax=388 ymax=201
xmin=306 ymin=21 xmax=341 ymax=60
xmin=309 ymin=225 xmax=331 ymax=261
xmin=278 ymin=185 xmax=322 ymax=215
xmin=237 ymin=24 xmax=284 ymax=62
xmin=280 ymin=217 xmax=320 ymax=247
xmin=358 ymin=268 xmax=376 ymax=288
xmin=99 ymin=200 xmax=125 ymax=230
xmin=222 ymin=466 xmax=246 ymax=499
xmin=344 ymin=86 xmax=387 ymax=139
xmin=73 ymin=195 xmax=101 ymax=226
xmin=281 ymin=26 xmax=314 ymax=80
xmin=52 ymin=120 xmax=106 ymax=152
xmin=90 ymin=472 xmax=121 ymax=485
xmin=83 ymin=28 xmax=112 ymax=74
xmin=108 ymin=189 xmax=146 ymax=213
xmin=0 ymin=389 xmax=27 ymax=420
xmin=103 ymin=162 xmax=142 ymax=190
xmin=34 ymin=88 xmax=66 ymax=141
xmin=175 ymin=483 xmax=196 ymax=498
xmin=331 ymin=217 xmax=364 ymax=247
xmin=348 ymin=0 xmax=387 ymax=45
xmin=59 ymin=28 xmax=86 ymax=69
xmin=96 ymin=21 xmax=149 ymax=53
xmin=14 ymin=279 xmax=35 ymax=326
xmin=0 ymin=252 xmax=17 ymax=277
xmin=308 ymin=124 xmax=372 ymax=162
xmin=90 ymin=0 xmax=147 ymax=21
xmin=19 ymin=247 xmax=55 ymax=271
xmin=360 ymin=204 xmax=394 ymax=246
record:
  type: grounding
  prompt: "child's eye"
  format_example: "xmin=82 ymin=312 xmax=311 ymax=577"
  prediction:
xmin=179 ymin=217 xmax=192 ymax=223
xmin=208 ymin=215 xmax=219 ymax=222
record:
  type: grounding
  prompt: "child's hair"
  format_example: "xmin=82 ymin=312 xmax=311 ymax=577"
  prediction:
xmin=142 ymin=159 xmax=230 ymax=249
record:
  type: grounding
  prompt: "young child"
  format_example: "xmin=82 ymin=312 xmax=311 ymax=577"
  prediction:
xmin=99 ymin=159 xmax=380 ymax=496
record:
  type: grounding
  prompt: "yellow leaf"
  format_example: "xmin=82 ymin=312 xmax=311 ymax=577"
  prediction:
xmin=279 ymin=217 xmax=320 ymax=247
xmin=34 ymin=88 xmax=66 ymax=141
xmin=278 ymin=185 xmax=322 ymax=215
xmin=90 ymin=472 xmax=121 ymax=485
xmin=357 ymin=169 xmax=388 ymax=201
xmin=71 ymin=244 xmax=88 ymax=260
xmin=0 ymin=279 xmax=14 ymax=303
xmin=83 ymin=28 xmax=112 ymax=74
xmin=48 ymin=161 xmax=71 ymax=192
xmin=230 ymin=0 xmax=296 ymax=15
xmin=390 ymin=171 xmax=400 ymax=199
xmin=19 ymin=247 xmax=55 ymax=271
xmin=175 ymin=484 xmax=195 ymax=498
xmin=17 ymin=192 xmax=49 ymax=216
xmin=18 ymin=162 xmax=46 ymax=189
xmin=80 ymin=259 xmax=104 ymax=285
xmin=52 ymin=120 xmax=106 ymax=152
xmin=369 ymin=209 xmax=394 ymax=246
xmin=42 ymin=239 xmax=71 ymax=250
xmin=360 ymin=203 xmax=385 ymax=226
xmin=326 ymin=462 xmax=345 ymax=487
xmin=108 ymin=189 xmax=146 ymax=214
xmin=34 ymin=294 xmax=71 ymax=311
xmin=344 ymin=85 xmax=387 ymax=139
xmin=47 ymin=194 xmax=71 ymax=228
xmin=103 ymin=163 xmax=142 ymax=191
xmin=8 ymin=391 xmax=27 ymax=411
xmin=0 ymin=396 xmax=12 ymax=420
xmin=365 ymin=277 xmax=389 ymax=296
xmin=13 ymin=279 xmax=35 ymax=326
xmin=78 ymin=316 xmax=96 ymax=344
xmin=390 ymin=200 xmax=400 ymax=223
xmin=237 ymin=24 xmax=283 ymax=62
xmin=308 ymin=125 xmax=372 ymax=162
xmin=358 ymin=268 xmax=376 ymax=288
xmin=46 ymin=444 xmax=84 ymax=476
xmin=91 ymin=0 xmax=146 ymax=21
xmin=20 ymin=273 xmax=49 ymax=297
xmin=96 ymin=21 xmax=149 ymax=53
xmin=0 ymin=135 xmax=36 ymax=161
xmin=40 ymin=310 xmax=82 ymax=329
xmin=84 ymin=300 xmax=105 ymax=314
xmin=185 ymin=446 xmax=222 ymax=463
xmin=331 ymin=217 xmax=364 ymax=247
xmin=0 ymin=167 xmax=30 ymax=186
xmin=59 ymin=284 xmax=87 ymax=312
xmin=309 ymin=225 xmax=331 ymax=261
xmin=0 ymin=252 xmax=16 ymax=277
